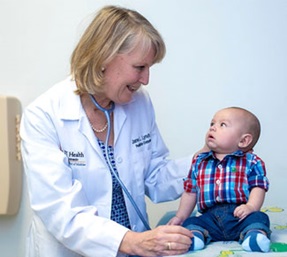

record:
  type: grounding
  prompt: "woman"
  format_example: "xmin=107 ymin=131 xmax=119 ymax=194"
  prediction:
xmin=21 ymin=5 xmax=193 ymax=257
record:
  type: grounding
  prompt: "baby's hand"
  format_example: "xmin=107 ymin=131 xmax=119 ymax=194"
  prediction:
xmin=234 ymin=204 xmax=255 ymax=221
xmin=167 ymin=216 xmax=183 ymax=226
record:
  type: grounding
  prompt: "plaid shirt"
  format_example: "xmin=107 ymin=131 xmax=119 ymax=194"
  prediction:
xmin=184 ymin=150 xmax=269 ymax=213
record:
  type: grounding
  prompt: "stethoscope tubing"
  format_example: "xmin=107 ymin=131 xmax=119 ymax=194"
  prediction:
xmin=89 ymin=94 xmax=151 ymax=230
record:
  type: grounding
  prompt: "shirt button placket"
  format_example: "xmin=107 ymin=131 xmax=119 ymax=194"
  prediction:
xmin=215 ymin=164 xmax=222 ymax=202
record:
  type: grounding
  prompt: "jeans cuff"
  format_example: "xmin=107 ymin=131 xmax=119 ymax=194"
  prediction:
xmin=239 ymin=222 xmax=272 ymax=243
xmin=184 ymin=224 xmax=211 ymax=244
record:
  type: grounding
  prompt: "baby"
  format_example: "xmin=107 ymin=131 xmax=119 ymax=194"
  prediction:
xmin=169 ymin=107 xmax=271 ymax=252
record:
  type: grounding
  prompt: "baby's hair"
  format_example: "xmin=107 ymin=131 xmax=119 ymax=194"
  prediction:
xmin=226 ymin=106 xmax=261 ymax=149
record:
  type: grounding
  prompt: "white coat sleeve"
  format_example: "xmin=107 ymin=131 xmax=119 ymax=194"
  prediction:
xmin=144 ymin=123 xmax=193 ymax=203
xmin=140 ymin=92 xmax=193 ymax=203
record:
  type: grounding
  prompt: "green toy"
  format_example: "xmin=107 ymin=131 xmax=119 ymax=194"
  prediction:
xmin=271 ymin=242 xmax=287 ymax=252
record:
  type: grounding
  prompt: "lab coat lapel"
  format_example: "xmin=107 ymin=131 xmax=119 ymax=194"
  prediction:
xmin=58 ymin=82 xmax=104 ymax=157
xmin=113 ymin=104 xmax=127 ymax=146
xmin=78 ymin=115 xmax=104 ymax=154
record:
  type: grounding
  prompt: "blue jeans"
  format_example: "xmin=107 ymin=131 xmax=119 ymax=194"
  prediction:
xmin=182 ymin=203 xmax=271 ymax=245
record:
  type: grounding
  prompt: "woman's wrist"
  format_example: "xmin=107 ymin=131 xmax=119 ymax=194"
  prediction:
xmin=119 ymin=230 xmax=138 ymax=255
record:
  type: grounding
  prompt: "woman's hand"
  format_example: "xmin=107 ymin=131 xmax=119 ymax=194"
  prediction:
xmin=120 ymin=225 xmax=192 ymax=256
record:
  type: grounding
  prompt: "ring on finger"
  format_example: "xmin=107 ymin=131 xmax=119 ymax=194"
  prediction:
xmin=167 ymin=242 xmax=172 ymax=250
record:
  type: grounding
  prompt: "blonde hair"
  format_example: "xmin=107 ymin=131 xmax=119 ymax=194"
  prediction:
xmin=71 ymin=5 xmax=166 ymax=95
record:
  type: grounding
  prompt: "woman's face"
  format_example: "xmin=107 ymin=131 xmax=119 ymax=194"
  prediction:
xmin=101 ymin=44 xmax=155 ymax=104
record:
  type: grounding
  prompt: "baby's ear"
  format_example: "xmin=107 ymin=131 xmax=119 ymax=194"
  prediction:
xmin=238 ymin=133 xmax=253 ymax=149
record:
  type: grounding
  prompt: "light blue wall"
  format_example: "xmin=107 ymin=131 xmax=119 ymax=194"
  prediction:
xmin=1 ymin=1 xmax=287 ymax=256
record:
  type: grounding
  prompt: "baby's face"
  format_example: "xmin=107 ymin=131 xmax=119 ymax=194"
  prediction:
xmin=205 ymin=109 xmax=245 ymax=154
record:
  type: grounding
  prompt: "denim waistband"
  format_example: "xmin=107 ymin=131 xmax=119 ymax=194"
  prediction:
xmin=203 ymin=203 xmax=241 ymax=213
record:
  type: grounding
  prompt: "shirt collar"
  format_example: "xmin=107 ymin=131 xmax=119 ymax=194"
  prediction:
xmin=199 ymin=149 xmax=245 ymax=160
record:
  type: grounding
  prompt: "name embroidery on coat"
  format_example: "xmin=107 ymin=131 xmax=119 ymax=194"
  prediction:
xmin=132 ymin=133 xmax=151 ymax=148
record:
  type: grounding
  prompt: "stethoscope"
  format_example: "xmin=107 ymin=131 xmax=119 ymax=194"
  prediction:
xmin=89 ymin=94 xmax=151 ymax=231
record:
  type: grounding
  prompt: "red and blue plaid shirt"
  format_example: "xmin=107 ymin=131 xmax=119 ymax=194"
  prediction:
xmin=184 ymin=150 xmax=269 ymax=213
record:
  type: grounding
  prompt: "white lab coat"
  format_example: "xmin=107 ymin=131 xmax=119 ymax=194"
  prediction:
xmin=21 ymin=77 xmax=191 ymax=257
